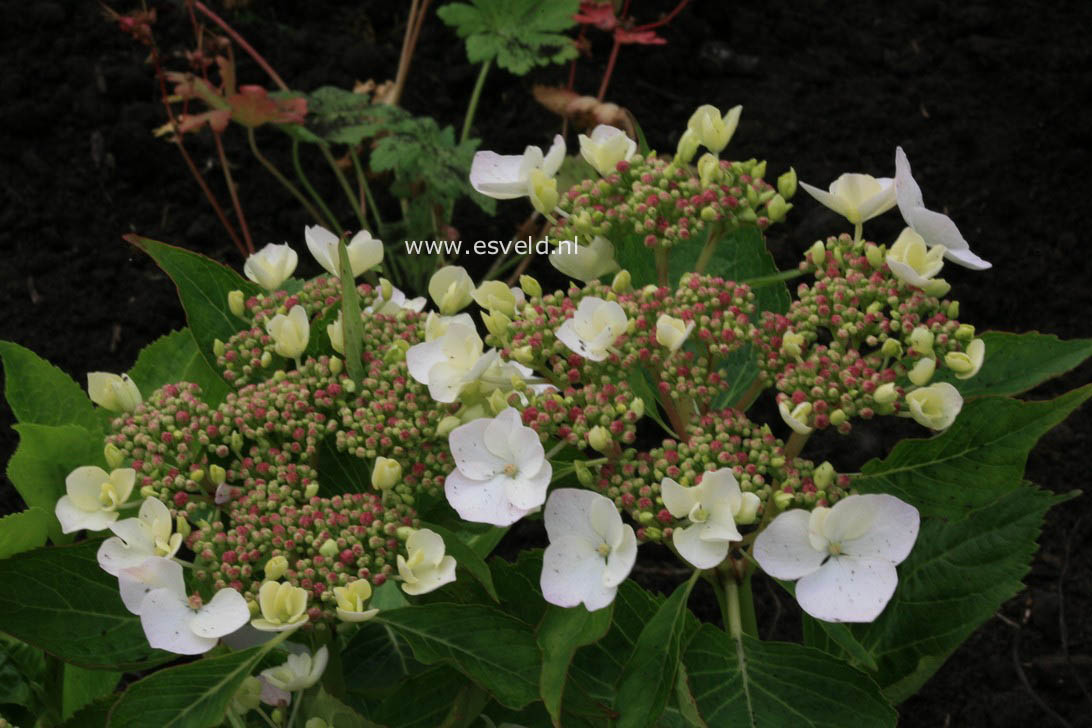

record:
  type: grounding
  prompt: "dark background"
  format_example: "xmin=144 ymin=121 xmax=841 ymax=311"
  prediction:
xmin=1 ymin=0 xmax=1090 ymax=725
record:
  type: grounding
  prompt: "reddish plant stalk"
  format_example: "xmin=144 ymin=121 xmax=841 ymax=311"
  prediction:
xmin=596 ymin=35 xmax=622 ymax=101
xmin=191 ymin=0 xmax=289 ymax=91
xmin=212 ymin=130 xmax=255 ymax=254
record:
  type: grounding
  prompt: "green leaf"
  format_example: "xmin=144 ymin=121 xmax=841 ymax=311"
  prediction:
xmin=127 ymin=329 xmax=229 ymax=406
xmin=6 ymin=423 xmax=106 ymax=543
xmin=613 ymin=573 xmax=700 ymax=728
xmin=0 ymin=635 xmax=44 ymax=709
xmin=126 ymin=234 xmax=261 ymax=371
xmin=316 ymin=438 xmax=373 ymax=496
xmin=301 ymin=687 xmax=385 ymax=728
xmin=854 ymin=385 xmax=1092 ymax=519
xmin=682 ymin=625 xmax=896 ymax=726
xmin=339 ymin=239 xmax=366 ymax=385
xmin=0 ymin=507 xmax=49 ymax=559
xmin=0 ymin=540 xmax=171 ymax=671
xmin=343 ymin=620 xmax=424 ymax=699
xmin=377 ymin=603 xmax=541 ymax=709
xmin=107 ymin=638 xmax=284 ymax=728
xmin=627 ymin=367 xmax=677 ymax=435
xmin=370 ymin=580 xmax=411 ymax=611
xmin=437 ymin=0 xmax=579 ymax=75
xmin=847 ymin=484 xmax=1070 ymax=703
xmin=794 ymin=591 xmax=879 ymax=672
xmin=537 ymin=603 xmax=613 ymax=727
xmin=0 ymin=341 xmax=100 ymax=432
xmin=304 ymin=87 xmax=409 ymax=146
xmin=932 ymin=330 xmax=1092 ymax=398
xmin=57 ymin=694 xmax=115 ymax=728
xmin=366 ymin=665 xmax=486 ymax=728
xmin=61 ymin=664 xmax=120 ymax=721
xmin=419 ymin=522 xmax=499 ymax=601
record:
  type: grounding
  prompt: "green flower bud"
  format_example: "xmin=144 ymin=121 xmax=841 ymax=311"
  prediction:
xmin=955 ymin=323 xmax=975 ymax=341
xmin=773 ymin=491 xmax=794 ymax=510
xmin=529 ymin=170 xmax=559 ymax=215
xmin=482 ymin=310 xmax=511 ymax=340
xmin=329 ymin=356 xmax=343 ymax=374
xmin=947 ymin=301 xmax=960 ymax=319
xmin=697 ymin=153 xmax=720 ymax=187
xmin=865 ymin=244 xmax=885 ymax=269
xmin=104 ymin=443 xmax=125 ymax=469
xmin=372 ymin=457 xmax=402 ymax=490
xmin=319 ymin=538 xmax=339 ymax=558
xmin=176 ymin=516 xmax=191 ymax=539
xmin=512 ymin=346 xmax=534 ymax=365
xmin=190 ymin=468 xmax=205 ymax=484
xmin=675 ymin=128 xmax=700 ymax=165
xmin=436 ymin=416 xmax=462 ymax=438
xmin=588 ymin=426 xmax=612 ymax=453
xmin=923 ymin=278 xmax=951 ymax=297
xmin=265 ymin=555 xmax=289 ymax=580
xmin=700 ymin=206 xmax=719 ymax=222
xmin=881 ymin=338 xmax=903 ymax=359
xmin=304 ymin=482 xmax=320 ymax=499
xmin=765 ymin=194 xmax=791 ymax=223
xmin=487 ymin=388 xmax=510 ymax=415
xmin=752 ymin=160 xmax=767 ymax=180
xmin=828 ymin=409 xmax=847 ymax=426
xmin=813 ymin=461 xmax=835 ymax=489
xmin=629 ymin=398 xmax=645 ymax=419
xmin=637 ymin=511 xmax=655 ymax=525
xmin=230 ymin=432 xmax=244 ymax=453
xmin=140 ymin=485 xmax=158 ymax=498
xmin=519 ymin=275 xmax=542 ymax=299
xmin=574 ymin=461 xmax=594 ymax=487
xmin=909 ymin=327 xmax=934 ymax=357
xmin=777 ymin=167 xmax=798 ymax=199
xmin=213 ymin=338 xmax=226 ymax=357
xmin=874 ymin=382 xmax=898 ymax=405
xmin=227 ymin=290 xmax=245 ymax=318
xmin=260 ymin=351 xmax=273 ymax=368
xmin=808 ymin=240 xmax=826 ymax=266
xmin=611 ymin=269 xmax=632 ymax=293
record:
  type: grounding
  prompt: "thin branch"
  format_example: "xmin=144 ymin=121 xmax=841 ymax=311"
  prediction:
xmin=192 ymin=0 xmax=289 ymax=91
xmin=212 ymin=131 xmax=254 ymax=254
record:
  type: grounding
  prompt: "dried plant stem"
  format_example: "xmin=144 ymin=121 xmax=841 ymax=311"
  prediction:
xmin=192 ymin=0 xmax=289 ymax=91
xmin=212 ymin=131 xmax=254 ymax=254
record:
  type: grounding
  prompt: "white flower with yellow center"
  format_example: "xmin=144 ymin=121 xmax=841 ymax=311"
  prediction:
xmin=406 ymin=323 xmax=498 ymax=403
xmin=579 ymin=125 xmax=637 ymax=176
xmin=686 ymin=104 xmax=742 ymax=154
xmin=472 ymin=280 xmax=519 ymax=318
xmin=366 ymin=279 xmax=427 ymax=316
xmin=55 ymin=465 xmax=135 ymax=533
xmin=243 ymin=243 xmax=298 ymax=290
xmin=333 ymin=580 xmax=379 ymax=623
xmin=945 ymin=338 xmax=985 ymax=379
xmin=885 ymin=227 xmax=946 ymax=289
xmin=305 ymin=225 xmax=383 ymax=277
xmin=541 ymin=488 xmax=637 ymax=611
xmin=117 ymin=557 xmax=250 ymax=654
xmin=895 ymin=147 xmax=991 ymax=270
xmin=428 ymin=266 xmax=475 ymax=315
xmin=261 ymin=646 xmax=329 ymax=692
xmin=549 ymin=236 xmax=621 ymax=284
xmin=661 ymin=469 xmax=760 ymax=569
xmin=470 ymin=135 xmax=565 ymax=200
xmin=555 ymin=296 xmax=628 ymax=362
xmin=904 ymin=382 xmax=963 ymax=430
xmin=252 ymin=580 xmax=309 ymax=632
xmin=445 ymin=407 xmax=552 ymax=526
xmin=655 ymin=314 xmax=695 ymax=353
xmin=754 ymin=494 xmax=919 ymax=623
xmin=424 ymin=311 xmax=475 ymax=341
xmin=97 ymin=497 xmax=182 ymax=576
xmin=87 ymin=372 xmax=142 ymax=413
xmin=398 ymin=529 xmax=457 ymax=596
xmin=800 ymin=173 xmax=896 ymax=226
xmin=266 ymin=305 xmax=310 ymax=360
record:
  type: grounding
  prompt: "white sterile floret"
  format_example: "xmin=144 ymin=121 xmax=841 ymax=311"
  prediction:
xmin=366 ymin=279 xmax=426 ymax=316
xmin=397 ymin=528 xmax=457 ymax=595
xmin=799 ymin=173 xmax=896 ymax=225
xmin=261 ymin=646 xmax=329 ymax=692
xmin=945 ymin=338 xmax=985 ymax=380
xmin=579 ymin=125 xmax=637 ymax=176
xmin=424 ymin=311 xmax=476 ymax=341
xmin=97 ymin=497 xmax=182 ymax=576
xmin=655 ymin=314 xmax=695 ymax=353
xmin=754 ymin=494 xmax=919 ymax=623
xmin=252 ymin=580 xmax=309 ymax=632
xmin=555 ymin=296 xmax=628 ymax=362
xmin=87 ymin=372 xmax=142 ymax=413
xmin=549 ymin=236 xmax=621 ymax=283
xmin=686 ymin=104 xmax=742 ymax=154
xmin=243 ymin=242 xmax=298 ymax=290
xmin=406 ymin=322 xmax=496 ymax=403
xmin=428 ymin=265 xmax=475 ymax=315
xmin=55 ymin=465 xmax=136 ymax=533
xmin=333 ymin=580 xmax=379 ymax=623
xmin=778 ymin=399 xmax=814 ymax=435
xmin=885 ymin=227 xmax=946 ymax=289
xmin=470 ymin=135 xmax=565 ymax=200
xmin=445 ymin=407 xmax=552 ymax=526
xmin=541 ymin=488 xmax=637 ymax=611
xmin=895 ymin=147 xmax=991 ymax=270
xmin=266 ymin=305 xmax=310 ymax=360
xmin=305 ymin=225 xmax=383 ymax=277
xmin=904 ymin=382 xmax=963 ymax=430
xmin=118 ymin=557 xmax=249 ymax=654
xmin=661 ymin=469 xmax=760 ymax=569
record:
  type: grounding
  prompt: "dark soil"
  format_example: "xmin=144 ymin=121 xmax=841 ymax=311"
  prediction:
xmin=2 ymin=0 xmax=1090 ymax=725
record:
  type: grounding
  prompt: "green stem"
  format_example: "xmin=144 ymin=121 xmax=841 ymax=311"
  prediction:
xmin=693 ymin=223 xmax=723 ymax=274
xmin=853 ymin=222 xmax=863 ymax=243
xmin=737 ymin=570 xmax=758 ymax=638
xmin=655 ymin=247 xmax=670 ymax=287
xmin=732 ymin=377 xmax=765 ymax=411
xmin=725 ymin=578 xmax=743 ymax=638
xmin=320 ymin=144 xmax=368 ymax=230
xmin=460 ymin=58 xmax=492 ymax=143
xmin=226 ymin=708 xmax=247 ymax=728
xmin=255 ymin=707 xmax=279 ymax=728
xmin=286 ymin=689 xmax=304 ymax=728
xmin=292 ymin=138 xmax=340 ymax=232
xmin=784 ymin=430 xmax=811 ymax=461
xmin=248 ymin=127 xmax=325 ymax=225
xmin=348 ymin=147 xmax=384 ymax=234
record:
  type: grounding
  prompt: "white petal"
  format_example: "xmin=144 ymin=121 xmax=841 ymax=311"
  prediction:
xmin=449 ymin=418 xmax=507 ymax=479
xmin=504 ymin=463 xmax=551 ymax=511
xmin=942 ymin=246 xmax=992 ymax=271
xmin=402 ymin=555 xmax=457 ymax=596
xmin=305 ymin=225 xmax=340 ymax=275
xmin=660 ymin=478 xmax=697 ymax=519
xmin=140 ymin=588 xmax=215 ymax=655
xmin=541 ymin=535 xmax=610 ymax=610
xmin=856 ymin=177 xmax=896 ymax=222
xmin=700 ymin=469 xmax=743 ymax=517
xmin=65 ymin=466 xmax=110 ymax=510
xmin=799 ymin=180 xmax=846 ymax=219
xmin=886 ymin=257 xmax=932 ymax=288
xmin=794 ymin=556 xmax=899 ymax=623
xmin=753 ymin=509 xmax=826 ymax=580
xmin=445 ymin=470 xmax=530 ymax=526
xmin=470 ymin=152 xmax=529 ymax=199
xmin=894 ymin=147 xmax=925 ymax=219
xmin=405 ymin=340 xmax=445 ymax=385
xmin=838 ymin=494 xmax=919 ymax=565
xmin=55 ymin=496 xmax=117 ymax=534
xmin=191 ymin=587 xmax=251 ymax=638
xmin=542 ymin=134 xmax=566 ymax=178
xmin=543 ymin=488 xmax=603 ymax=545
xmin=118 ymin=557 xmax=186 ymax=614
xmin=97 ymin=535 xmax=154 ymax=577
xmin=603 ymin=526 xmax=637 ymax=588
xmin=672 ymin=524 xmax=730 ymax=569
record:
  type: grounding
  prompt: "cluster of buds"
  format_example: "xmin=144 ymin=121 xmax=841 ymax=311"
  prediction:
xmin=754 ymin=233 xmax=983 ymax=433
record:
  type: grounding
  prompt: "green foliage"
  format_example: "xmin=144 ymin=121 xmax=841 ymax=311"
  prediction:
xmin=932 ymin=330 xmax=1092 ymax=398
xmin=6 ymin=423 xmax=105 ymax=543
xmin=0 ymin=540 xmax=172 ymax=670
xmin=682 ymin=625 xmax=897 ymax=726
xmin=127 ymin=235 xmax=260 ymax=371
xmin=339 ymin=238 xmax=367 ymax=385
xmin=304 ymin=86 xmax=410 ymax=147
xmin=437 ymin=0 xmax=580 ymax=75
xmin=366 ymin=665 xmax=487 ymax=728
xmin=0 ymin=340 xmax=102 ymax=434
xmin=343 ymin=621 xmax=425 ymax=704
xmin=127 ymin=329 xmax=229 ymax=406
xmin=537 ymin=603 xmax=613 ymax=726
xmin=804 ymin=484 xmax=1070 ymax=703
xmin=854 ymin=385 xmax=1092 ymax=520
xmin=302 ymin=687 xmax=385 ymax=728
xmin=107 ymin=639 xmax=282 ymax=728
xmin=0 ymin=507 xmax=49 ymax=560
xmin=61 ymin=665 xmax=120 ymax=722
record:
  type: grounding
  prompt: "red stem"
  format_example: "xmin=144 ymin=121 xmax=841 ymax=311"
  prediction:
xmin=192 ymin=0 xmax=289 ymax=91
xmin=632 ymin=0 xmax=691 ymax=31
xmin=596 ymin=36 xmax=621 ymax=101
xmin=212 ymin=131 xmax=255 ymax=254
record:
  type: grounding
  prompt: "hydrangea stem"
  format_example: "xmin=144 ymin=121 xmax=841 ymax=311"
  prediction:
xmin=319 ymin=144 xmax=368 ymax=230
xmin=349 ymin=147 xmax=384 ymax=235
xmin=247 ymin=127 xmax=324 ymax=225
xmin=784 ymin=430 xmax=811 ymax=461
xmin=291 ymin=139 xmax=340 ymax=232
xmin=461 ymin=59 xmax=492 ymax=144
